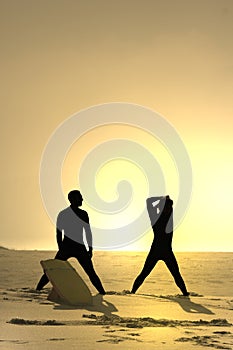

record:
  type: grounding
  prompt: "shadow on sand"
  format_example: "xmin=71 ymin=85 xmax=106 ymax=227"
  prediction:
xmin=53 ymin=294 xmax=118 ymax=316
xmin=160 ymin=295 xmax=215 ymax=315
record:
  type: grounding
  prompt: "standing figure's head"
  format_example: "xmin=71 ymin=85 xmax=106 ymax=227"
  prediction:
xmin=68 ymin=190 xmax=83 ymax=207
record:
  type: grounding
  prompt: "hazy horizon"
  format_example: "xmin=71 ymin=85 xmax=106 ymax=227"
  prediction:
xmin=1 ymin=245 xmax=232 ymax=253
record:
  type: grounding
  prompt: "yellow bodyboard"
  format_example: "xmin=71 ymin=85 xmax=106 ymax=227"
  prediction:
xmin=41 ymin=259 xmax=93 ymax=305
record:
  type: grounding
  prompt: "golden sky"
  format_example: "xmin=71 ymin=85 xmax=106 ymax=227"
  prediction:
xmin=1 ymin=0 xmax=233 ymax=251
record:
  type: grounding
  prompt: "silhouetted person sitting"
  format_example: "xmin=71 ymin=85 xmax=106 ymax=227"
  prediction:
xmin=36 ymin=190 xmax=106 ymax=295
xmin=131 ymin=195 xmax=189 ymax=296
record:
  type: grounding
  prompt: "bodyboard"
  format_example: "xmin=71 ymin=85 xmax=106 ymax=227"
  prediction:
xmin=40 ymin=259 xmax=93 ymax=305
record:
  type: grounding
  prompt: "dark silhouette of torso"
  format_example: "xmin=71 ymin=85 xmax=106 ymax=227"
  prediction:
xmin=147 ymin=196 xmax=173 ymax=253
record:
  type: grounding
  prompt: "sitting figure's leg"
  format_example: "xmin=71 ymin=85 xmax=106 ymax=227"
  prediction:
xmin=131 ymin=251 xmax=159 ymax=294
xmin=164 ymin=251 xmax=189 ymax=296
xmin=77 ymin=252 xmax=106 ymax=295
xmin=36 ymin=273 xmax=49 ymax=291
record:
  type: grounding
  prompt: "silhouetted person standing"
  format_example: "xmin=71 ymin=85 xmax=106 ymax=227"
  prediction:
xmin=131 ymin=196 xmax=189 ymax=296
xmin=36 ymin=190 xmax=106 ymax=295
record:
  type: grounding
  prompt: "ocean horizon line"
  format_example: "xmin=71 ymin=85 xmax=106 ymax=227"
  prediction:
xmin=1 ymin=246 xmax=232 ymax=253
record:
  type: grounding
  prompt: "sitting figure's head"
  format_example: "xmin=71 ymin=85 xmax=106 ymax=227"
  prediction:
xmin=68 ymin=190 xmax=83 ymax=207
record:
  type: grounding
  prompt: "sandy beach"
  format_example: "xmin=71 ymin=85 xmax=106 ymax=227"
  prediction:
xmin=1 ymin=249 xmax=233 ymax=349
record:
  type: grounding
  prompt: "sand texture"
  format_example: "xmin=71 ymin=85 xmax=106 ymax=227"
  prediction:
xmin=0 ymin=250 xmax=233 ymax=349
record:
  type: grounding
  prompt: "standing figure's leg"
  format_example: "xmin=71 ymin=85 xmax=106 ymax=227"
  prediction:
xmin=77 ymin=252 xmax=106 ymax=295
xmin=164 ymin=251 xmax=189 ymax=296
xmin=36 ymin=250 xmax=69 ymax=291
xmin=131 ymin=250 xmax=159 ymax=294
